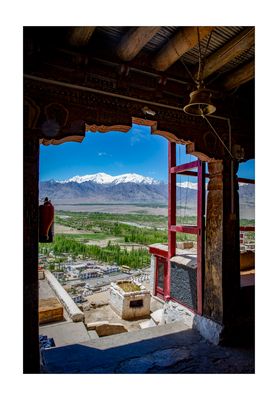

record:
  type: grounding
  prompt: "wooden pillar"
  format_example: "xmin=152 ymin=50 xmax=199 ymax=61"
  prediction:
xmin=204 ymin=159 xmax=240 ymax=326
xmin=23 ymin=129 xmax=40 ymax=373
xmin=166 ymin=142 xmax=176 ymax=300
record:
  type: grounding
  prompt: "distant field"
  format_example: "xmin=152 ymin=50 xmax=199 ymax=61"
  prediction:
xmin=54 ymin=223 xmax=94 ymax=235
xmin=54 ymin=202 xmax=254 ymax=220
xmin=54 ymin=203 xmax=197 ymax=216
xmin=40 ymin=208 xmax=254 ymax=270
xmin=62 ymin=232 xmax=111 ymax=240
xmin=56 ymin=202 xmax=168 ymax=208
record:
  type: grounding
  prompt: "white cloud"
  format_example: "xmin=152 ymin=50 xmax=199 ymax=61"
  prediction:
xmin=130 ymin=127 xmax=150 ymax=146
xmin=98 ymin=152 xmax=108 ymax=156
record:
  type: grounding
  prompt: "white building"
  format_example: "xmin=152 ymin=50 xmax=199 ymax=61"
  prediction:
xmin=99 ymin=265 xmax=119 ymax=274
xmin=79 ymin=268 xmax=101 ymax=280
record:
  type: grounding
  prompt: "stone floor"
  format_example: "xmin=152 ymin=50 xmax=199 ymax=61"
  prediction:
xmin=39 ymin=277 xmax=254 ymax=374
xmin=41 ymin=321 xmax=254 ymax=374
xmin=40 ymin=321 xmax=98 ymax=347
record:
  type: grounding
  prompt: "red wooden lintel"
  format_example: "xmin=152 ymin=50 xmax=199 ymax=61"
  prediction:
xmin=149 ymin=246 xmax=169 ymax=258
xmin=240 ymin=226 xmax=255 ymax=232
xmin=173 ymin=171 xmax=255 ymax=185
xmin=170 ymin=160 xmax=199 ymax=175
xmin=170 ymin=225 xmax=199 ymax=234
xmin=131 ymin=117 xmax=158 ymax=131
xmin=238 ymin=177 xmax=255 ymax=184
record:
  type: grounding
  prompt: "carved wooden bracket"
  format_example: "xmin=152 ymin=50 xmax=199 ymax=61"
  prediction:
xmin=186 ymin=142 xmax=214 ymax=162
xmin=86 ymin=124 xmax=131 ymax=134
xmin=40 ymin=135 xmax=85 ymax=146
xmin=152 ymin=130 xmax=189 ymax=145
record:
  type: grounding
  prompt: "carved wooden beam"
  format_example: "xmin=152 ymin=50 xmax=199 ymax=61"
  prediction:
xmin=152 ymin=26 xmax=213 ymax=72
xmin=200 ymin=27 xmax=255 ymax=80
xmin=86 ymin=124 xmax=131 ymax=134
xmin=40 ymin=135 xmax=85 ymax=146
xmin=116 ymin=27 xmax=161 ymax=61
xmin=68 ymin=27 xmax=96 ymax=47
xmin=24 ymin=75 xmax=254 ymax=159
xmin=222 ymin=60 xmax=254 ymax=91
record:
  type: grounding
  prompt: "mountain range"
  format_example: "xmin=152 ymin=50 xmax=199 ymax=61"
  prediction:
xmin=40 ymin=172 xmax=254 ymax=218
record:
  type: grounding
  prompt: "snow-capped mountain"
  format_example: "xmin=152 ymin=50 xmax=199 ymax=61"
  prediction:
xmin=40 ymin=172 xmax=254 ymax=218
xmin=59 ymin=172 xmax=160 ymax=185
xmin=60 ymin=172 xmax=113 ymax=184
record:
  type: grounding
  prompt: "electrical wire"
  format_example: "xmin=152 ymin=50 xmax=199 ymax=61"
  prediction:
xmin=197 ymin=27 xmax=203 ymax=87
xmin=203 ymin=30 xmax=213 ymax=62
xmin=202 ymin=112 xmax=236 ymax=215
xmin=180 ymin=58 xmax=198 ymax=85
xmin=201 ymin=113 xmax=234 ymax=159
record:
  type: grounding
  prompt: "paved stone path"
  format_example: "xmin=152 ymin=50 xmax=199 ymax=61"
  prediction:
xmin=41 ymin=322 xmax=254 ymax=373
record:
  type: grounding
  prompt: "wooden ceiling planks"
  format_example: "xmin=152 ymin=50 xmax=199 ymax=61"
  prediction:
xmin=68 ymin=27 xmax=96 ymax=47
xmin=222 ymin=60 xmax=255 ymax=91
xmin=199 ymin=27 xmax=255 ymax=80
xmin=116 ymin=27 xmax=161 ymax=61
xmin=64 ymin=26 xmax=255 ymax=91
xmin=152 ymin=26 xmax=213 ymax=72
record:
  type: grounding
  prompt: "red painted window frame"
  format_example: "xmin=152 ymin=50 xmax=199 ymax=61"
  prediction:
xmin=155 ymin=256 xmax=167 ymax=298
xmin=151 ymin=143 xmax=205 ymax=314
xmin=168 ymin=156 xmax=205 ymax=314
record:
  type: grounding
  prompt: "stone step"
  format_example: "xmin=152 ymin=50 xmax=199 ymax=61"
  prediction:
xmin=87 ymin=320 xmax=190 ymax=348
xmin=139 ymin=319 xmax=156 ymax=329
xmin=42 ymin=321 xmax=193 ymax=373
xmin=150 ymin=309 xmax=164 ymax=325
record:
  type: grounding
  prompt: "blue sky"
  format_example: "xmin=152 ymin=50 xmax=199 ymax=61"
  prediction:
xmin=40 ymin=124 xmax=254 ymax=182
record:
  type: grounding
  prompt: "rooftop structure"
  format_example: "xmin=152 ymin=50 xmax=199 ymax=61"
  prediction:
xmin=110 ymin=280 xmax=151 ymax=320
xmin=79 ymin=269 xmax=102 ymax=280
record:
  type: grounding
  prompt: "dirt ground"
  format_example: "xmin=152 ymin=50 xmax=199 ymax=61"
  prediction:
xmin=54 ymin=223 xmax=93 ymax=235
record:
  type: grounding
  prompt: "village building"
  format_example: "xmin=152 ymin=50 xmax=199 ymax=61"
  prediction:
xmin=79 ymin=268 xmax=101 ymax=280
xmin=99 ymin=265 xmax=120 ymax=274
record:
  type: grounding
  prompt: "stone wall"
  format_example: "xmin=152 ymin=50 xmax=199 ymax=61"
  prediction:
xmin=170 ymin=261 xmax=197 ymax=310
xmin=44 ymin=270 xmax=84 ymax=322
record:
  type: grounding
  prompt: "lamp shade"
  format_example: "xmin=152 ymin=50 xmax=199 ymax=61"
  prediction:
xmin=183 ymin=88 xmax=216 ymax=116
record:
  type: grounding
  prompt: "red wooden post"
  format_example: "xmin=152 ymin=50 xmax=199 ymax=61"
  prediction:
xmin=197 ymin=160 xmax=205 ymax=314
xmin=166 ymin=141 xmax=176 ymax=300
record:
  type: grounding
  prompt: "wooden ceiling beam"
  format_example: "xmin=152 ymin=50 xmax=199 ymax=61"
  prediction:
xmin=200 ymin=27 xmax=255 ymax=80
xmin=116 ymin=27 xmax=161 ymax=61
xmin=222 ymin=60 xmax=254 ymax=91
xmin=152 ymin=26 xmax=213 ymax=72
xmin=68 ymin=27 xmax=96 ymax=47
